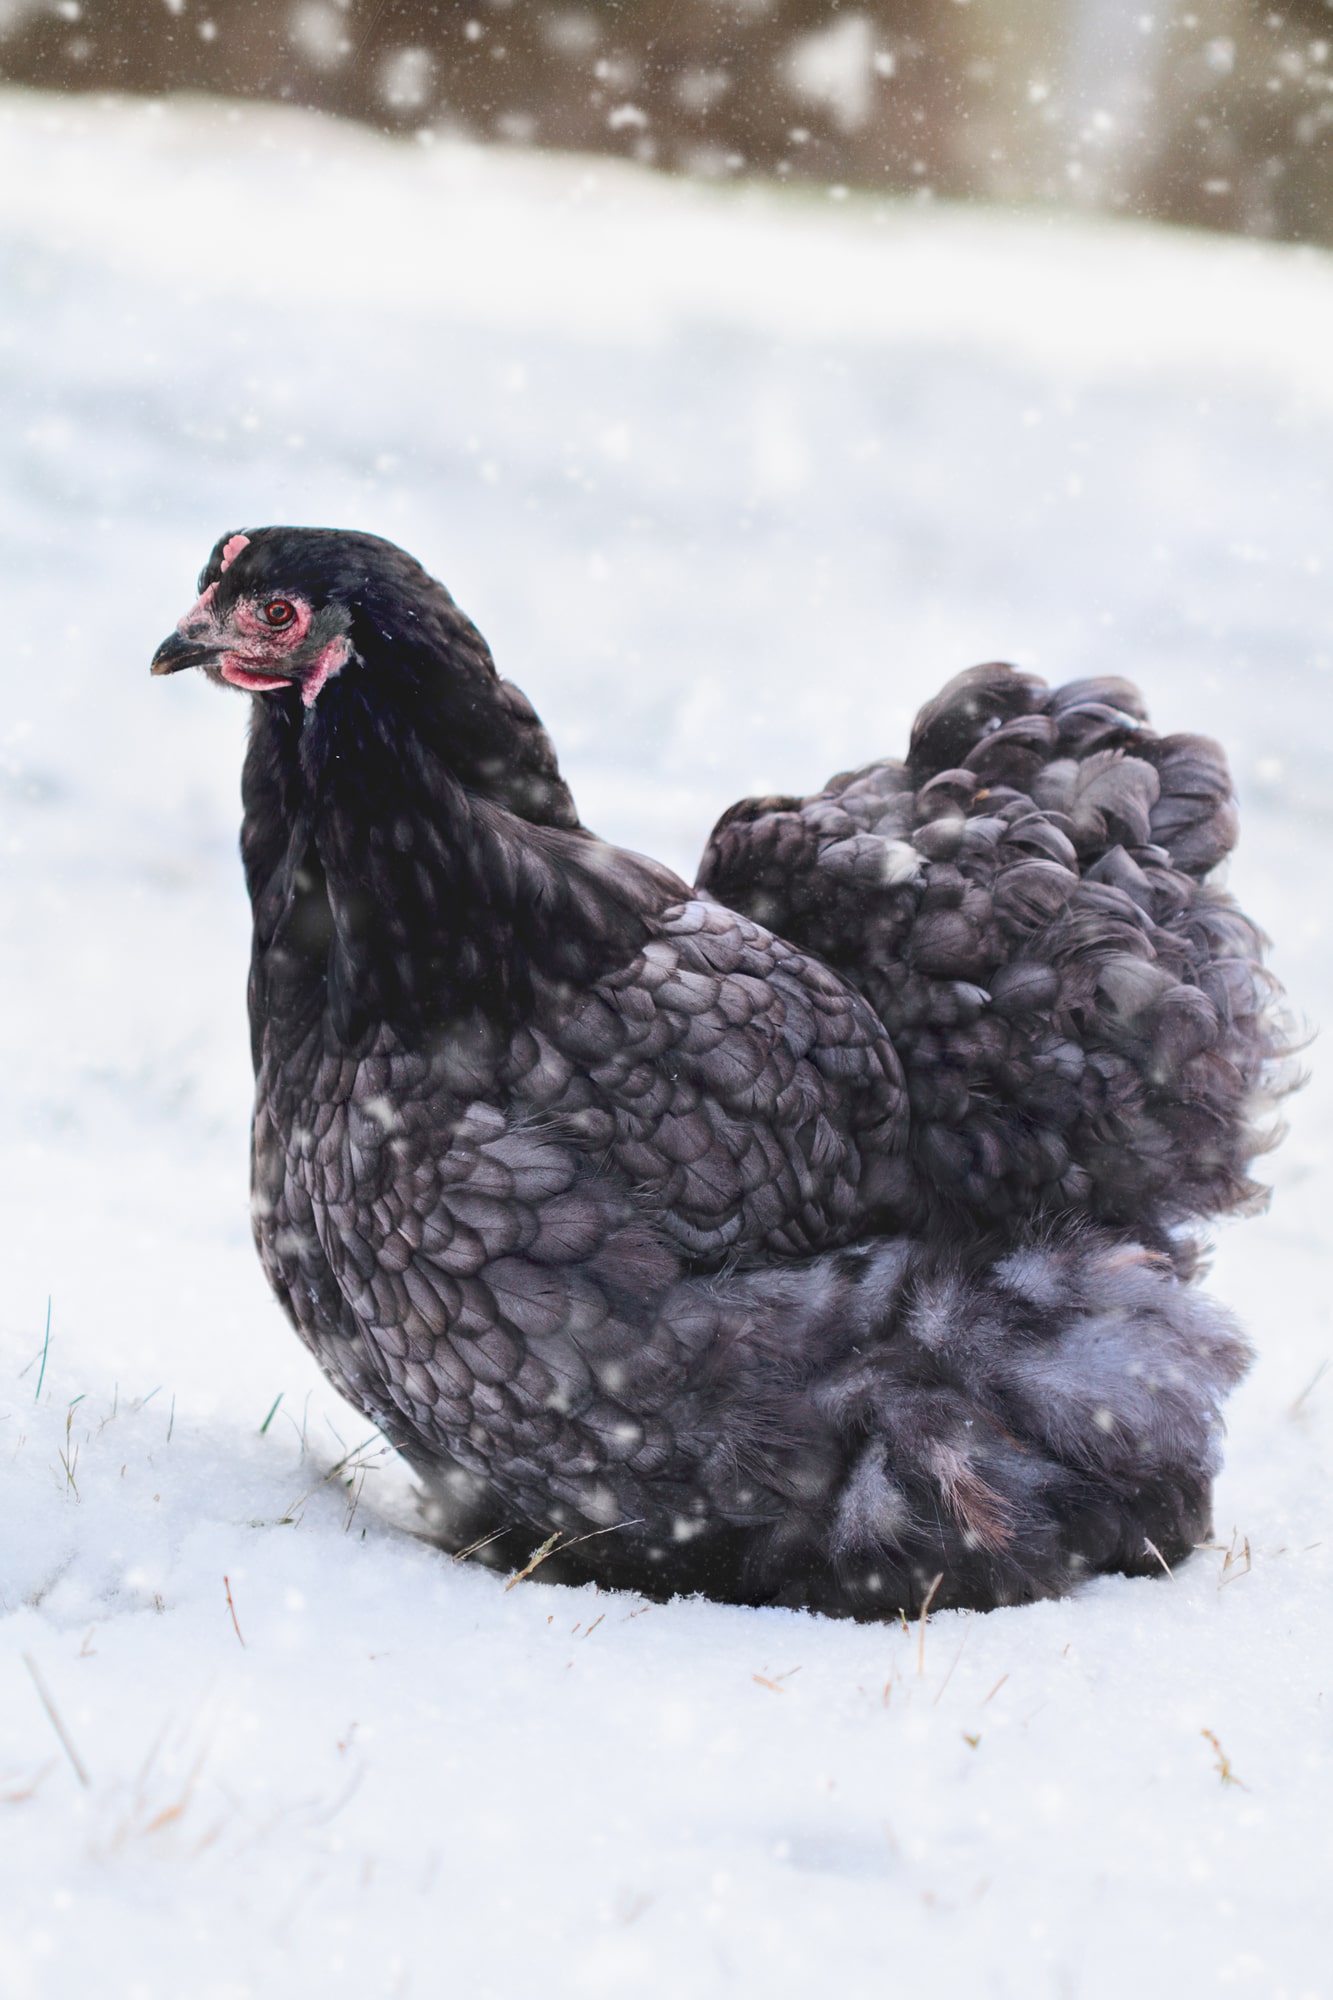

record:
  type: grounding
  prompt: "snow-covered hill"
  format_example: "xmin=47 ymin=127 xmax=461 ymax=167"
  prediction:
xmin=1 ymin=89 xmax=1330 ymax=1999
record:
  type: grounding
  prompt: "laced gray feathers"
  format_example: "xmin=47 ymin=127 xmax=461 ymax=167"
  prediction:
xmin=152 ymin=530 xmax=1292 ymax=1617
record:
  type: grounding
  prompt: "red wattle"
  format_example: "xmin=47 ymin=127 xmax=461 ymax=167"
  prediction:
xmin=220 ymin=661 xmax=291 ymax=693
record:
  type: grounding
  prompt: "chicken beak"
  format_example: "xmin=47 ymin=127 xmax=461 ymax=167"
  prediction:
xmin=151 ymin=630 xmax=216 ymax=676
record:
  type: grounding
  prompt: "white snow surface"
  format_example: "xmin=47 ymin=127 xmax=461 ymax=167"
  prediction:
xmin=1 ymin=89 xmax=1331 ymax=2000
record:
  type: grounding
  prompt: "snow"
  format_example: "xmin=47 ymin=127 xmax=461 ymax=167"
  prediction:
xmin=1 ymin=86 xmax=1331 ymax=1999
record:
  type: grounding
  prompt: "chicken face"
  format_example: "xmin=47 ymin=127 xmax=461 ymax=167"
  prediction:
xmin=155 ymin=525 xmax=588 ymax=835
xmin=150 ymin=530 xmax=352 ymax=706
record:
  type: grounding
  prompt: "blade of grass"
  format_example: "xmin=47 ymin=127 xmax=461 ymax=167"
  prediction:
xmin=34 ymin=1298 xmax=51 ymax=1403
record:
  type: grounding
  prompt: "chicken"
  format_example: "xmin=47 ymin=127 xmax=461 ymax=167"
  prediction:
xmin=150 ymin=526 xmax=1284 ymax=1617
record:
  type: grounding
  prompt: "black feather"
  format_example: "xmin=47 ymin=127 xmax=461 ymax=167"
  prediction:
xmin=701 ymin=660 xmax=1296 ymax=1252
xmin=158 ymin=529 xmax=1295 ymax=1619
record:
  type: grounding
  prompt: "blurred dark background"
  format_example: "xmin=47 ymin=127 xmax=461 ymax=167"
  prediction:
xmin=3 ymin=0 xmax=1332 ymax=244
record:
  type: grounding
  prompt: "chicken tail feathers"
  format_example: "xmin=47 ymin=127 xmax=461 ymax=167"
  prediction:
xmin=696 ymin=663 xmax=1299 ymax=1249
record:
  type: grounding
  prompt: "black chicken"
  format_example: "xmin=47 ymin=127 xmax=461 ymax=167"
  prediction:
xmin=151 ymin=527 xmax=1288 ymax=1617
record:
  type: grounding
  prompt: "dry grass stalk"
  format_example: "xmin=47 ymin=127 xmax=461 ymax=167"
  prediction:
xmin=138 ymin=1751 xmax=208 ymax=1838
xmin=504 ymin=1531 xmax=563 ymax=1590
xmin=223 ymin=1574 xmax=246 ymax=1648
xmin=343 ymin=1463 xmax=367 ymax=1534
xmin=450 ymin=1525 xmax=511 ymax=1564
xmin=916 ymin=1572 xmax=945 ymax=1675
xmin=1142 ymin=1537 xmax=1175 ymax=1579
xmin=1 ymin=1760 xmax=56 ymax=1804
xmin=1198 ymin=1527 xmax=1253 ymax=1586
xmin=1201 ymin=1727 xmax=1249 ymax=1790
xmin=22 ymin=1654 xmax=90 ymax=1788
xmin=280 ymin=1434 xmax=389 ymax=1526
xmin=57 ymin=1403 xmax=81 ymax=1498
xmin=504 ymin=1516 xmax=646 ymax=1590
xmin=1219 ymin=1532 xmax=1253 ymax=1587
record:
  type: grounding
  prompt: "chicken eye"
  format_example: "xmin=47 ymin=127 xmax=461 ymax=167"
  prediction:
xmin=263 ymin=600 xmax=296 ymax=629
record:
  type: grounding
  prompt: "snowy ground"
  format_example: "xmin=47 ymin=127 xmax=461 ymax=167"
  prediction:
xmin=1 ymin=87 xmax=1331 ymax=1999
